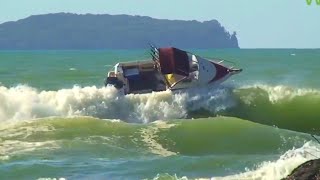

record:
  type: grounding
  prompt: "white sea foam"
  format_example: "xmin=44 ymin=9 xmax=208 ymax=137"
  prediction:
xmin=214 ymin=141 xmax=320 ymax=180
xmin=183 ymin=85 xmax=236 ymax=113
xmin=151 ymin=141 xmax=320 ymax=180
xmin=0 ymin=121 xmax=59 ymax=160
xmin=0 ymin=85 xmax=187 ymax=123
xmin=140 ymin=121 xmax=177 ymax=157
xmin=238 ymin=84 xmax=320 ymax=103
xmin=0 ymin=85 xmax=236 ymax=123
xmin=37 ymin=178 xmax=66 ymax=180
xmin=0 ymin=140 xmax=59 ymax=160
xmin=1 ymin=84 xmax=317 ymax=123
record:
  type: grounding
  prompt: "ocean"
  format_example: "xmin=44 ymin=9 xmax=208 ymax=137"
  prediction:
xmin=0 ymin=49 xmax=319 ymax=180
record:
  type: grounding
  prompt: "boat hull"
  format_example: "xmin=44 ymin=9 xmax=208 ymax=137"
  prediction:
xmin=105 ymin=47 xmax=241 ymax=94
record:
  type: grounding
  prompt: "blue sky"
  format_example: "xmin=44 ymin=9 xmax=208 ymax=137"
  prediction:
xmin=0 ymin=0 xmax=319 ymax=48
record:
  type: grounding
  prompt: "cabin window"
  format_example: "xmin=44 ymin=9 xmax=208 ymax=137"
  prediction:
xmin=124 ymin=68 xmax=140 ymax=79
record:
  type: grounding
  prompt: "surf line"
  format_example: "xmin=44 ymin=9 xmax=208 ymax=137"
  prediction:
xmin=311 ymin=134 xmax=320 ymax=144
xmin=307 ymin=134 xmax=320 ymax=159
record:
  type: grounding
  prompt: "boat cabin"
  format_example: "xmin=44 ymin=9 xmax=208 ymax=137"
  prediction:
xmin=105 ymin=46 xmax=242 ymax=94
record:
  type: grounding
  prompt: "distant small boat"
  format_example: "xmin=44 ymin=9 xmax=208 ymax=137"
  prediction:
xmin=105 ymin=45 xmax=242 ymax=94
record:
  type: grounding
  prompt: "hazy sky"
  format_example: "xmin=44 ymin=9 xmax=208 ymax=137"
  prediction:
xmin=1 ymin=0 xmax=319 ymax=48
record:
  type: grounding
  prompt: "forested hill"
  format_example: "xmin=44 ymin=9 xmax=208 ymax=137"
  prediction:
xmin=0 ymin=13 xmax=239 ymax=50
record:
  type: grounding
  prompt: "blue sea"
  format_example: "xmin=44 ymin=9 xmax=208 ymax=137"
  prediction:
xmin=0 ymin=49 xmax=319 ymax=180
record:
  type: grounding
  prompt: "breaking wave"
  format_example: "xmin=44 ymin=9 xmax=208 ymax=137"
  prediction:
xmin=219 ymin=141 xmax=320 ymax=180
xmin=150 ymin=142 xmax=320 ymax=180
xmin=0 ymin=84 xmax=234 ymax=123
xmin=0 ymin=85 xmax=187 ymax=123
xmin=222 ymin=84 xmax=320 ymax=134
xmin=0 ymin=84 xmax=319 ymax=133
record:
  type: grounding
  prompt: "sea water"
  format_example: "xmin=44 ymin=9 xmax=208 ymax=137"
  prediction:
xmin=0 ymin=49 xmax=319 ymax=180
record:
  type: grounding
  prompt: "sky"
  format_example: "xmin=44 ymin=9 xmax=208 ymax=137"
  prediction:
xmin=0 ymin=0 xmax=320 ymax=48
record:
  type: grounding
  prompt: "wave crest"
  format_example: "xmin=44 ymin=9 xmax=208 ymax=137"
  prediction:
xmin=1 ymin=84 xmax=320 ymax=133
xmin=0 ymin=85 xmax=188 ymax=123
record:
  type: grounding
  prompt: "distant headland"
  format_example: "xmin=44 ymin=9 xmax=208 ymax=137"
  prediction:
xmin=0 ymin=13 xmax=239 ymax=50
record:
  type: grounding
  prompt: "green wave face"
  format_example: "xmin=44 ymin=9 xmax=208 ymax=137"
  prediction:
xmin=2 ymin=117 xmax=317 ymax=180
xmin=1 ymin=49 xmax=320 ymax=180
xmin=0 ymin=117 xmax=312 ymax=159
xmin=221 ymin=86 xmax=320 ymax=134
xmin=0 ymin=87 xmax=319 ymax=180
xmin=0 ymin=84 xmax=319 ymax=136
xmin=155 ymin=118 xmax=313 ymax=156
xmin=0 ymin=118 xmax=145 ymax=160
xmin=186 ymin=85 xmax=320 ymax=135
